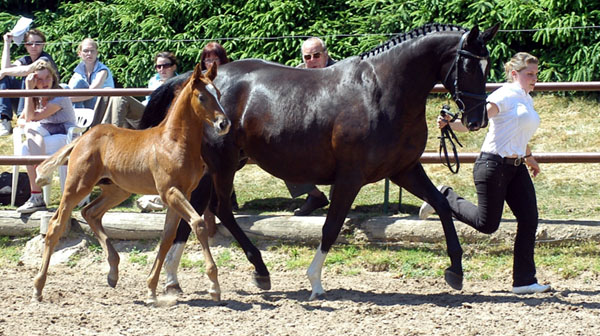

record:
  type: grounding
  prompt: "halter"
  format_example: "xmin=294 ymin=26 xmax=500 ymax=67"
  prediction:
xmin=439 ymin=32 xmax=489 ymax=174
xmin=443 ymin=31 xmax=489 ymax=128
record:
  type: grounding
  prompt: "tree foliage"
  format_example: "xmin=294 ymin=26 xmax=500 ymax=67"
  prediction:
xmin=1 ymin=0 xmax=598 ymax=88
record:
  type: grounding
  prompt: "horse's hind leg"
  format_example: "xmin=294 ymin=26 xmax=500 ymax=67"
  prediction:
xmin=391 ymin=163 xmax=463 ymax=290
xmin=153 ymin=187 xmax=220 ymax=303
xmin=33 ymin=198 xmax=79 ymax=301
xmin=81 ymin=185 xmax=132 ymax=288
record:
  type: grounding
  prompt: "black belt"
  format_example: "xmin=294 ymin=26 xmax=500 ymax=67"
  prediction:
xmin=480 ymin=152 xmax=524 ymax=166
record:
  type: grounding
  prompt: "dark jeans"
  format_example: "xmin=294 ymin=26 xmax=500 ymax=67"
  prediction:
xmin=442 ymin=152 xmax=539 ymax=287
xmin=0 ymin=76 xmax=25 ymax=119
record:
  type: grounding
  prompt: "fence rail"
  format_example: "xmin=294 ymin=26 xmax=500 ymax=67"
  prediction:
xmin=1 ymin=81 xmax=600 ymax=98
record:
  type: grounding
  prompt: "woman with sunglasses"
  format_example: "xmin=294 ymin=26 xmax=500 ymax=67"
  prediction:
xmin=94 ymin=51 xmax=178 ymax=129
xmin=0 ymin=29 xmax=59 ymax=136
xmin=66 ymin=38 xmax=115 ymax=109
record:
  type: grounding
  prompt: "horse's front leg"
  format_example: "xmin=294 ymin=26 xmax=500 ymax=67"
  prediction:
xmin=160 ymin=186 xmax=220 ymax=302
xmin=307 ymin=176 xmax=362 ymax=300
xmin=391 ymin=163 xmax=463 ymax=290
xmin=163 ymin=172 xmax=213 ymax=294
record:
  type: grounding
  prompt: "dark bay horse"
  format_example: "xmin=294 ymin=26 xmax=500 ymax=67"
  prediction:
xmin=33 ymin=63 xmax=230 ymax=304
xmin=142 ymin=23 xmax=499 ymax=300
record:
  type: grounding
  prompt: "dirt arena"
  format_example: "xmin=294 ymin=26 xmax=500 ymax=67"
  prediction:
xmin=0 ymin=233 xmax=598 ymax=336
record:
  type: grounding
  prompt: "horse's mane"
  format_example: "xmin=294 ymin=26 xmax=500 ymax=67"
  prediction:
xmin=359 ymin=23 xmax=467 ymax=60
xmin=140 ymin=71 xmax=192 ymax=129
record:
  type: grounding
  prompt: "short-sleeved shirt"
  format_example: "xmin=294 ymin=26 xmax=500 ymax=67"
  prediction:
xmin=480 ymin=82 xmax=540 ymax=157
xmin=70 ymin=60 xmax=115 ymax=88
xmin=16 ymin=51 xmax=60 ymax=81
xmin=40 ymin=96 xmax=76 ymax=128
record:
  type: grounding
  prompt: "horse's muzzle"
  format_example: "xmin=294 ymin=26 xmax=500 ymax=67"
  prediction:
xmin=214 ymin=115 xmax=231 ymax=135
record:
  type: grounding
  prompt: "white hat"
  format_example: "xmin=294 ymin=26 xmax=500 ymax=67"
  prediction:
xmin=10 ymin=17 xmax=33 ymax=45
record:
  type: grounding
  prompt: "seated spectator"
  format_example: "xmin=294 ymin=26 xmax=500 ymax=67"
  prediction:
xmin=16 ymin=60 xmax=76 ymax=214
xmin=93 ymin=51 xmax=178 ymax=129
xmin=288 ymin=37 xmax=335 ymax=215
xmin=201 ymin=42 xmax=230 ymax=70
xmin=0 ymin=28 xmax=59 ymax=136
xmin=65 ymin=38 xmax=114 ymax=109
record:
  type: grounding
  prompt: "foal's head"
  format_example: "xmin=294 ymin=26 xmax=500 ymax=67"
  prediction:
xmin=187 ymin=62 xmax=231 ymax=136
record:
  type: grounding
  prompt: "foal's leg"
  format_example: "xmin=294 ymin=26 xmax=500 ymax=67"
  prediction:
xmin=150 ymin=187 xmax=220 ymax=303
xmin=81 ymin=185 xmax=132 ymax=288
xmin=391 ymin=163 xmax=463 ymax=290
xmin=32 ymin=200 xmax=78 ymax=301
xmin=307 ymin=175 xmax=362 ymax=300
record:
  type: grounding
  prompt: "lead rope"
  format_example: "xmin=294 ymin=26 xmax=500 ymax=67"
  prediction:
xmin=438 ymin=105 xmax=463 ymax=174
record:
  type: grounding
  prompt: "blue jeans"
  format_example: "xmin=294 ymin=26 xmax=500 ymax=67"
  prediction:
xmin=0 ymin=76 xmax=25 ymax=119
xmin=442 ymin=152 xmax=539 ymax=287
xmin=66 ymin=78 xmax=96 ymax=109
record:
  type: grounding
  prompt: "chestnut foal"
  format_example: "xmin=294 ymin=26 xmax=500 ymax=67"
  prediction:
xmin=32 ymin=63 xmax=230 ymax=304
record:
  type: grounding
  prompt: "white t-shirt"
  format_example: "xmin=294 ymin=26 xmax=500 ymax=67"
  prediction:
xmin=480 ymin=82 xmax=540 ymax=157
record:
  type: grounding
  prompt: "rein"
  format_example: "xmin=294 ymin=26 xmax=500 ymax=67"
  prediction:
xmin=438 ymin=105 xmax=463 ymax=174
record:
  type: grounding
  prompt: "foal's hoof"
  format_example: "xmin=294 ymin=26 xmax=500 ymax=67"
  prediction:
xmin=444 ymin=268 xmax=463 ymax=290
xmin=252 ymin=272 xmax=271 ymax=290
xmin=164 ymin=284 xmax=183 ymax=295
xmin=107 ymin=275 xmax=118 ymax=288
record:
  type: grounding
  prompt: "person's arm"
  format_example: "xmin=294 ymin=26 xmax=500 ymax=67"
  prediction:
xmin=524 ymin=144 xmax=540 ymax=177
xmin=438 ymin=101 xmax=499 ymax=133
xmin=2 ymin=33 xmax=13 ymax=70
xmin=70 ymin=69 xmax=108 ymax=102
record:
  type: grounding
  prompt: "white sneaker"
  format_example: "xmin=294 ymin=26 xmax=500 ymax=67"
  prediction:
xmin=419 ymin=202 xmax=435 ymax=220
xmin=418 ymin=185 xmax=445 ymax=220
xmin=16 ymin=194 xmax=47 ymax=214
xmin=512 ymin=283 xmax=551 ymax=294
xmin=0 ymin=118 xmax=12 ymax=136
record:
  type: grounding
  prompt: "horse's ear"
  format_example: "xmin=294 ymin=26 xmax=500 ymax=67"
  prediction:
xmin=205 ymin=62 xmax=218 ymax=81
xmin=481 ymin=23 xmax=500 ymax=44
xmin=467 ymin=25 xmax=480 ymax=44
xmin=193 ymin=63 xmax=203 ymax=81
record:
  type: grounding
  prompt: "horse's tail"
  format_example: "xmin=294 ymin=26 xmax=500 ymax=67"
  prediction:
xmin=140 ymin=71 xmax=192 ymax=129
xmin=35 ymin=139 xmax=78 ymax=187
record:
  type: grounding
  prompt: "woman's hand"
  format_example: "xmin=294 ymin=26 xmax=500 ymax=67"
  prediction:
xmin=437 ymin=114 xmax=452 ymax=129
xmin=25 ymin=72 xmax=37 ymax=89
xmin=525 ymin=156 xmax=540 ymax=177
xmin=3 ymin=33 xmax=12 ymax=44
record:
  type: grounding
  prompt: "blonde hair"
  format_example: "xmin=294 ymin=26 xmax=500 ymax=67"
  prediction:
xmin=77 ymin=38 xmax=98 ymax=53
xmin=31 ymin=60 xmax=60 ymax=89
xmin=504 ymin=52 xmax=539 ymax=82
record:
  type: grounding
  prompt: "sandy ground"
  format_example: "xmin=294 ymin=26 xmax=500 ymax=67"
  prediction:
xmin=0 ymin=234 xmax=599 ymax=336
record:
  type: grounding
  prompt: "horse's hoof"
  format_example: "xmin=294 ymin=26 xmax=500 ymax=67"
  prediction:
xmin=444 ymin=268 xmax=463 ymax=290
xmin=107 ymin=275 xmax=118 ymax=288
xmin=309 ymin=291 xmax=326 ymax=301
xmin=164 ymin=284 xmax=183 ymax=295
xmin=252 ymin=272 xmax=271 ymax=290
xmin=210 ymin=292 xmax=221 ymax=302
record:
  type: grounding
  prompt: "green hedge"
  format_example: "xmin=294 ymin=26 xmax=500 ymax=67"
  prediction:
xmin=1 ymin=0 xmax=599 ymax=88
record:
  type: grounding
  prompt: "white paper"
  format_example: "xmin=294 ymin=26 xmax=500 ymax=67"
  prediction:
xmin=10 ymin=17 xmax=33 ymax=45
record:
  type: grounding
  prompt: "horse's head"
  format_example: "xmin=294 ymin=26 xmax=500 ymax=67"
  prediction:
xmin=189 ymin=62 xmax=231 ymax=136
xmin=443 ymin=24 xmax=500 ymax=131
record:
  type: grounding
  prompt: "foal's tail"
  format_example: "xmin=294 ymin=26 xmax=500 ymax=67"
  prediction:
xmin=35 ymin=139 xmax=78 ymax=187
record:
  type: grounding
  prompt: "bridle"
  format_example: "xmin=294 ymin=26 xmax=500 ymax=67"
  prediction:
xmin=443 ymin=31 xmax=489 ymax=128
xmin=439 ymin=31 xmax=489 ymax=174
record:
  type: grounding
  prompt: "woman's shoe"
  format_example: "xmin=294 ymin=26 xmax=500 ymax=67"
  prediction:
xmin=512 ymin=283 xmax=551 ymax=294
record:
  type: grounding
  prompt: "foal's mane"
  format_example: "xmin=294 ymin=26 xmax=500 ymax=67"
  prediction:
xmin=359 ymin=23 xmax=467 ymax=60
xmin=158 ymin=74 xmax=195 ymax=126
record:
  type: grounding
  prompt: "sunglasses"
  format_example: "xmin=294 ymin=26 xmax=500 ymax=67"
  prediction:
xmin=303 ymin=52 xmax=322 ymax=61
xmin=155 ymin=63 xmax=174 ymax=70
xmin=25 ymin=41 xmax=44 ymax=47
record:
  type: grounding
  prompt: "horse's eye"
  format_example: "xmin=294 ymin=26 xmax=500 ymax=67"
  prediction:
xmin=198 ymin=93 xmax=205 ymax=102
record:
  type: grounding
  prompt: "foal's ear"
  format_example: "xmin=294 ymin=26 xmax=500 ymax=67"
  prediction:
xmin=205 ymin=62 xmax=218 ymax=81
xmin=481 ymin=23 xmax=500 ymax=43
xmin=193 ymin=63 xmax=204 ymax=81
